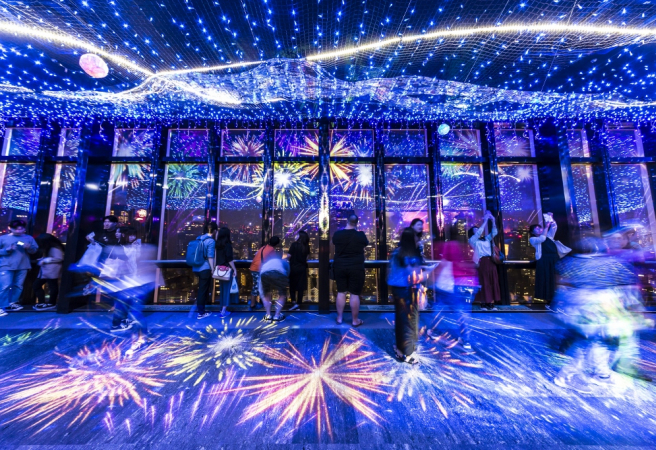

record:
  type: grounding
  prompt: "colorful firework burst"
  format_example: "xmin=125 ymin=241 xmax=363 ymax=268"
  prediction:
xmin=220 ymin=163 xmax=265 ymax=203
xmin=276 ymin=130 xmax=319 ymax=157
xmin=273 ymin=162 xmax=316 ymax=209
xmin=222 ymin=130 xmax=265 ymax=157
xmin=0 ymin=320 xmax=58 ymax=351
xmin=222 ymin=330 xmax=389 ymax=439
xmin=0 ymin=340 xmax=168 ymax=433
xmin=164 ymin=317 xmax=288 ymax=385
xmin=329 ymin=132 xmax=373 ymax=157
xmin=166 ymin=163 xmax=207 ymax=199
xmin=330 ymin=163 xmax=374 ymax=204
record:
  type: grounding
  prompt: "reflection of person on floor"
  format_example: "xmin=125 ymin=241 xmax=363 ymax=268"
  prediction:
xmin=530 ymin=213 xmax=571 ymax=304
xmin=468 ymin=210 xmax=500 ymax=311
xmin=332 ymin=214 xmax=369 ymax=327
xmin=259 ymin=253 xmax=289 ymax=323
xmin=389 ymin=227 xmax=437 ymax=365
xmin=552 ymin=238 xmax=646 ymax=393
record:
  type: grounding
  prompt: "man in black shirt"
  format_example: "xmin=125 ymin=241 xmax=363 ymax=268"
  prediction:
xmin=332 ymin=214 xmax=369 ymax=327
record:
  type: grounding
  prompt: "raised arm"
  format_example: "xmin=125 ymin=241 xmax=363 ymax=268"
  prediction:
xmin=547 ymin=219 xmax=557 ymax=239
xmin=485 ymin=217 xmax=498 ymax=242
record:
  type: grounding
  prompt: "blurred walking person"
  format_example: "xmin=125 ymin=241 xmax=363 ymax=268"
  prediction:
xmin=288 ymin=230 xmax=310 ymax=311
xmin=0 ymin=220 xmax=38 ymax=315
xmin=248 ymin=236 xmax=280 ymax=311
xmin=32 ymin=233 xmax=64 ymax=311
xmin=468 ymin=210 xmax=500 ymax=311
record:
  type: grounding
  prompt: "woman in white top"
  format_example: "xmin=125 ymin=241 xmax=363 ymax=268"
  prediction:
xmin=467 ymin=210 xmax=500 ymax=311
xmin=529 ymin=213 xmax=570 ymax=303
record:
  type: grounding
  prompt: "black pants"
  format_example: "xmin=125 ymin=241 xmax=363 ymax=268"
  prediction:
xmin=196 ymin=269 xmax=212 ymax=314
xmin=33 ymin=278 xmax=59 ymax=305
xmin=392 ymin=286 xmax=419 ymax=357
xmin=290 ymin=288 xmax=304 ymax=305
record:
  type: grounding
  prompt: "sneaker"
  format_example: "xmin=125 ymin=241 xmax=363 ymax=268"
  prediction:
xmin=219 ymin=310 xmax=231 ymax=318
xmin=110 ymin=321 xmax=133 ymax=333
xmin=197 ymin=312 xmax=211 ymax=320
xmin=289 ymin=304 xmax=300 ymax=311
xmin=458 ymin=338 xmax=472 ymax=350
xmin=0 ymin=309 xmax=7 ymax=317
xmin=82 ymin=284 xmax=95 ymax=296
xmin=263 ymin=314 xmax=273 ymax=322
xmin=5 ymin=303 xmax=23 ymax=311
xmin=486 ymin=305 xmax=498 ymax=311
xmin=272 ymin=314 xmax=286 ymax=323
xmin=554 ymin=373 xmax=593 ymax=394
xmin=33 ymin=303 xmax=56 ymax=311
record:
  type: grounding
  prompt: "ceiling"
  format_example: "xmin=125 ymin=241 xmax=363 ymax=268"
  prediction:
xmin=1 ymin=0 xmax=656 ymax=120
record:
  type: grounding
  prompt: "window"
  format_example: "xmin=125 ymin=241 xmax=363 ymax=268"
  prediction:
xmin=567 ymin=129 xmax=590 ymax=158
xmin=275 ymin=129 xmax=319 ymax=157
xmin=439 ymin=129 xmax=481 ymax=157
xmin=222 ymin=129 xmax=265 ymax=157
xmin=330 ymin=129 xmax=374 ymax=157
xmin=495 ymin=128 xmax=535 ymax=157
xmin=570 ymin=165 xmax=600 ymax=238
xmin=47 ymin=128 xmax=80 ymax=242
xmin=381 ymin=130 xmax=426 ymax=157
xmin=498 ymin=164 xmax=542 ymax=260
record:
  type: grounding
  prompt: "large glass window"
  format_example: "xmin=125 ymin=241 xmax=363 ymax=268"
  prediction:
xmin=498 ymin=164 xmax=542 ymax=260
xmin=330 ymin=129 xmax=374 ymax=157
xmin=567 ymin=129 xmax=590 ymax=158
xmin=222 ymin=129 xmax=265 ymax=157
xmin=439 ymin=129 xmax=481 ymax=157
xmin=47 ymin=128 xmax=80 ymax=242
xmin=494 ymin=128 xmax=535 ymax=157
xmin=570 ymin=165 xmax=600 ymax=238
xmin=275 ymin=130 xmax=319 ymax=157
xmin=381 ymin=130 xmax=426 ymax=157
xmin=606 ymin=129 xmax=643 ymax=158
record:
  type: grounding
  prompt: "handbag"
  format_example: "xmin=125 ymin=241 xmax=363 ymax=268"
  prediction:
xmin=491 ymin=242 xmax=505 ymax=265
xmin=230 ymin=276 xmax=239 ymax=294
xmin=78 ymin=242 xmax=102 ymax=268
xmin=213 ymin=265 xmax=233 ymax=281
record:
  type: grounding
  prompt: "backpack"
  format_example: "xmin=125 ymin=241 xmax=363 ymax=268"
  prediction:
xmin=186 ymin=237 xmax=208 ymax=267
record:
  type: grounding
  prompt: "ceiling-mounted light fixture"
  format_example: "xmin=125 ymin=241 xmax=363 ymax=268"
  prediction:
xmin=438 ymin=123 xmax=451 ymax=135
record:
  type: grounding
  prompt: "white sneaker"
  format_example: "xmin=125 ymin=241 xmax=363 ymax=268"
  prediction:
xmin=458 ymin=338 xmax=472 ymax=350
xmin=33 ymin=303 xmax=56 ymax=311
xmin=289 ymin=304 xmax=300 ymax=311
xmin=5 ymin=303 xmax=23 ymax=311
xmin=0 ymin=309 xmax=7 ymax=317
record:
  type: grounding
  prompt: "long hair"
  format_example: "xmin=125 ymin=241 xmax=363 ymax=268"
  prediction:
xmin=297 ymin=230 xmax=310 ymax=257
xmin=36 ymin=233 xmax=64 ymax=258
xmin=216 ymin=227 xmax=231 ymax=249
xmin=396 ymin=227 xmax=421 ymax=267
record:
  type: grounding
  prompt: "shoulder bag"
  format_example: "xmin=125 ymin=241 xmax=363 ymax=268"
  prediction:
xmin=212 ymin=246 xmax=233 ymax=281
xmin=491 ymin=241 xmax=505 ymax=265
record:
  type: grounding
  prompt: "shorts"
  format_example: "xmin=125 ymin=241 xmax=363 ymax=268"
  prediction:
xmin=250 ymin=271 xmax=260 ymax=296
xmin=334 ymin=265 xmax=365 ymax=296
xmin=259 ymin=270 xmax=289 ymax=298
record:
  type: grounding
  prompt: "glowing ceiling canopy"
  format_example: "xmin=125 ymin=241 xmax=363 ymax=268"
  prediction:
xmin=1 ymin=0 xmax=656 ymax=120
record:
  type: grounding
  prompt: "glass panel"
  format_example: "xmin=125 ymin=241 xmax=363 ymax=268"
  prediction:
xmin=275 ymin=130 xmax=319 ymax=157
xmin=498 ymin=164 xmax=542 ymax=260
xmin=385 ymin=164 xmax=431 ymax=258
xmin=106 ymin=163 xmax=152 ymax=237
xmin=567 ymin=129 xmax=590 ymax=158
xmin=58 ymin=128 xmax=81 ymax=157
xmin=114 ymin=129 xmax=156 ymax=158
xmin=0 ymin=163 xmax=36 ymax=232
xmin=330 ymin=130 xmax=374 ymax=157
xmin=441 ymin=164 xmax=486 ymax=257
xmin=329 ymin=163 xmax=376 ymax=259
xmin=610 ymin=164 xmax=656 ymax=260
xmin=222 ymin=129 xmax=266 ymax=157
xmin=273 ymin=163 xmax=320 ymax=259
xmin=507 ymin=267 xmax=535 ymax=304
xmin=218 ymin=163 xmax=265 ymax=260
xmin=606 ymin=129 xmax=643 ymax=158
xmin=157 ymin=163 xmax=209 ymax=303
xmin=47 ymin=164 xmax=76 ymax=243
xmin=168 ymin=130 xmax=210 ymax=158
xmin=494 ymin=129 xmax=534 ymax=157
xmin=3 ymin=128 xmax=41 ymax=156
xmin=571 ymin=164 xmax=600 ymax=238
xmin=381 ymin=130 xmax=426 ymax=157
xmin=439 ymin=129 xmax=481 ymax=157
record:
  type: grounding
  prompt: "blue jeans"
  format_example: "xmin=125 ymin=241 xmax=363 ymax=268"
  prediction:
xmin=0 ymin=269 xmax=28 ymax=308
xmin=218 ymin=275 xmax=232 ymax=308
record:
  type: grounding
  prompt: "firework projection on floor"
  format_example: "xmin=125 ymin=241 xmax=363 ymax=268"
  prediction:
xmin=275 ymin=129 xmax=319 ymax=157
xmin=164 ymin=317 xmax=288 ymax=385
xmin=0 ymin=340 xmax=168 ymax=433
xmin=0 ymin=319 xmax=58 ymax=353
xmin=222 ymin=129 xmax=265 ymax=157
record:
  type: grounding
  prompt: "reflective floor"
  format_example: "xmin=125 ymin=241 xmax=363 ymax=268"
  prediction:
xmin=0 ymin=311 xmax=655 ymax=448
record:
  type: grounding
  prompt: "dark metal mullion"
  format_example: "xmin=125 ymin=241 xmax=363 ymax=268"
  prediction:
xmin=208 ymin=123 xmax=220 ymax=224
xmin=374 ymin=124 xmax=389 ymax=304
xmin=556 ymin=124 xmax=581 ymax=248
xmin=143 ymin=124 xmax=162 ymax=246
xmin=318 ymin=119 xmax=331 ymax=313
xmin=598 ymin=122 xmax=620 ymax=228
xmin=262 ymin=126 xmax=274 ymax=246
xmin=427 ymin=123 xmax=443 ymax=257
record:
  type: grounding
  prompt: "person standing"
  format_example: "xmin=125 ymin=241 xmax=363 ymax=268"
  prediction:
xmin=0 ymin=220 xmax=38 ymax=315
xmin=32 ymin=233 xmax=64 ymax=311
xmin=468 ymin=210 xmax=500 ymax=311
xmin=389 ymin=227 xmax=437 ymax=364
xmin=259 ymin=252 xmax=289 ymax=323
xmin=248 ymin=236 xmax=280 ymax=311
xmin=530 ymin=213 xmax=570 ymax=303
xmin=409 ymin=218 xmax=429 ymax=255
xmin=215 ymin=227 xmax=237 ymax=318
xmin=191 ymin=222 xmax=217 ymax=320
xmin=288 ymin=230 xmax=310 ymax=312
xmin=332 ymin=214 xmax=369 ymax=327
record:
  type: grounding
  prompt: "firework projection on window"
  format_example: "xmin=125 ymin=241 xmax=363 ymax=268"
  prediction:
xmin=385 ymin=164 xmax=431 ymax=258
xmin=610 ymin=164 xmax=656 ymax=259
xmin=114 ymin=129 xmax=156 ymax=158
xmin=494 ymin=129 xmax=534 ymax=157
xmin=168 ymin=130 xmax=210 ymax=159
xmin=275 ymin=130 xmax=319 ymax=157
xmin=273 ymin=163 xmax=319 ymax=259
xmin=222 ymin=129 xmax=265 ymax=157
xmin=330 ymin=130 xmax=374 ymax=157
xmin=3 ymin=128 xmax=41 ymax=157
xmin=441 ymin=164 xmax=486 ymax=250
xmin=606 ymin=129 xmax=643 ymax=158
xmin=439 ymin=130 xmax=482 ymax=157
xmin=567 ymin=129 xmax=590 ymax=158
xmin=571 ymin=165 xmax=600 ymax=238
xmin=47 ymin=164 xmax=76 ymax=243
xmin=498 ymin=164 xmax=542 ymax=261
xmin=381 ymin=130 xmax=426 ymax=157
xmin=0 ymin=164 xmax=36 ymax=232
